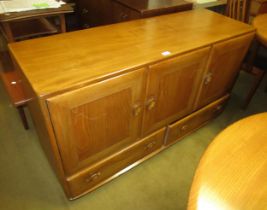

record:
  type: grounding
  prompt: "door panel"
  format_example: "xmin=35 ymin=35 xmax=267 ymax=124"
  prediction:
xmin=195 ymin=33 xmax=254 ymax=109
xmin=47 ymin=68 xmax=146 ymax=175
xmin=142 ymin=47 xmax=210 ymax=135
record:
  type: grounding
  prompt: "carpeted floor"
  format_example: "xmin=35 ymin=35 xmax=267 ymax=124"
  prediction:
xmin=0 ymin=72 xmax=266 ymax=210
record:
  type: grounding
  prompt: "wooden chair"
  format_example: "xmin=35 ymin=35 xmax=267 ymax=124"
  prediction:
xmin=243 ymin=42 xmax=267 ymax=108
xmin=226 ymin=0 xmax=251 ymax=22
xmin=226 ymin=0 xmax=267 ymax=108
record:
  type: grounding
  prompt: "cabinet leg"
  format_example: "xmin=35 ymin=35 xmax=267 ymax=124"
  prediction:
xmin=17 ymin=106 xmax=29 ymax=130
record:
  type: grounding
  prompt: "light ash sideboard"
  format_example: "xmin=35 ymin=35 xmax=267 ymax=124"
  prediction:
xmin=8 ymin=9 xmax=255 ymax=199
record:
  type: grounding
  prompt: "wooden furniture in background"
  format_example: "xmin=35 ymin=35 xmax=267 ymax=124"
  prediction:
xmin=0 ymin=4 xmax=73 ymax=42
xmin=8 ymin=10 xmax=254 ymax=199
xmin=112 ymin=0 xmax=192 ymax=23
xmin=75 ymin=0 xmax=113 ymax=27
xmin=226 ymin=0 xmax=251 ymax=22
xmin=225 ymin=0 xmax=267 ymax=108
xmin=188 ymin=113 xmax=267 ymax=210
xmin=250 ymin=0 xmax=267 ymax=18
xmin=243 ymin=14 xmax=267 ymax=107
xmin=0 ymin=4 xmax=73 ymax=129
xmin=76 ymin=0 xmax=192 ymax=28
xmin=253 ymin=13 xmax=267 ymax=46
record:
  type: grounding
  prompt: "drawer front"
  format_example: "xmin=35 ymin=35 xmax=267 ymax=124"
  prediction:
xmin=76 ymin=0 xmax=113 ymax=27
xmin=67 ymin=127 xmax=165 ymax=198
xmin=79 ymin=7 xmax=91 ymax=28
xmin=112 ymin=2 xmax=140 ymax=23
xmin=166 ymin=94 xmax=229 ymax=146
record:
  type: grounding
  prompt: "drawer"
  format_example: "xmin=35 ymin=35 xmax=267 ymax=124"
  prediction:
xmin=79 ymin=7 xmax=90 ymax=28
xmin=112 ymin=2 xmax=140 ymax=23
xmin=67 ymin=127 xmax=165 ymax=198
xmin=166 ymin=94 xmax=229 ymax=146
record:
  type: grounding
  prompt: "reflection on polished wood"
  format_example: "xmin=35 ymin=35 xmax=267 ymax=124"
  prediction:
xmin=188 ymin=113 xmax=267 ymax=210
xmin=253 ymin=13 xmax=267 ymax=47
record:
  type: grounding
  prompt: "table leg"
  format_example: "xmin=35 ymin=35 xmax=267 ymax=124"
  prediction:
xmin=59 ymin=14 xmax=66 ymax=33
xmin=2 ymin=22 xmax=15 ymax=42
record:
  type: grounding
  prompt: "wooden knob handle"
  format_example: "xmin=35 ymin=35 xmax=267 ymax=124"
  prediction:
xmin=82 ymin=8 xmax=89 ymax=14
xmin=146 ymin=141 xmax=156 ymax=150
xmin=146 ymin=97 xmax=156 ymax=111
xmin=181 ymin=125 xmax=188 ymax=131
xmin=133 ymin=104 xmax=142 ymax=116
xmin=121 ymin=13 xmax=129 ymax=20
xmin=204 ymin=73 xmax=213 ymax=85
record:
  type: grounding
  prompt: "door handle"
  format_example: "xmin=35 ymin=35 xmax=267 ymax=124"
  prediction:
xmin=146 ymin=97 xmax=156 ymax=111
xmin=204 ymin=72 xmax=213 ymax=85
xmin=133 ymin=104 xmax=142 ymax=116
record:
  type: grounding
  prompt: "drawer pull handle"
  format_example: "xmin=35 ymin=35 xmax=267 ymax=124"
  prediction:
xmin=85 ymin=172 xmax=101 ymax=183
xmin=204 ymin=73 xmax=213 ymax=85
xmin=146 ymin=141 xmax=156 ymax=150
xmin=146 ymin=97 xmax=156 ymax=111
xmin=181 ymin=125 xmax=188 ymax=131
xmin=83 ymin=24 xmax=90 ymax=28
xmin=121 ymin=13 xmax=129 ymax=20
xmin=82 ymin=8 xmax=89 ymax=14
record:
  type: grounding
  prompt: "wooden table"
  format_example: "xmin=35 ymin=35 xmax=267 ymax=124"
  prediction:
xmin=0 ymin=4 xmax=73 ymax=42
xmin=188 ymin=113 xmax=267 ymax=210
xmin=253 ymin=13 xmax=267 ymax=47
xmin=0 ymin=4 xmax=73 ymax=129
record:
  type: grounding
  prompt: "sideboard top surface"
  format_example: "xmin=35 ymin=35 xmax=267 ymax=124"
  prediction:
xmin=9 ymin=9 xmax=255 ymax=97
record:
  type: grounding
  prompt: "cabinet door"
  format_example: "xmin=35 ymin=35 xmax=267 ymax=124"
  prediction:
xmin=47 ymin=69 xmax=145 ymax=175
xmin=195 ymin=33 xmax=254 ymax=109
xmin=142 ymin=47 xmax=210 ymax=135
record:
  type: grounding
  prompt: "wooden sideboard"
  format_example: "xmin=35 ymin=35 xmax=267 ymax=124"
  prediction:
xmin=75 ymin=0 xmax=192 ymax=27
xmin=8 ymin=9 xmax=255 ymax=199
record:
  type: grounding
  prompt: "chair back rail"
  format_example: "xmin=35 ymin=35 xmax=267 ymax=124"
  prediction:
xmin=226 ymin=0 xmax=251 ymax=22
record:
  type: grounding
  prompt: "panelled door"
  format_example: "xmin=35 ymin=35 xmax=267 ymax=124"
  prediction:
xmin=142 ymin=47 xmax=210 ymax=136
xmin=195 ymin=33 xmax=255 ymax=109
xmin=47 ymin=68 xmax=145 ymax=175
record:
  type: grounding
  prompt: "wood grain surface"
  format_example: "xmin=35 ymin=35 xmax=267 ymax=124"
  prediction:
xmin=8 ymin=9 xmax=254 ymax=97
xmin=188 ymin=113 xmax=267 ymax=210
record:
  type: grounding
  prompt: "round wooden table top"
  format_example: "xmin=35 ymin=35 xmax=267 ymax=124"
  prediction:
xmin=253 ymin=13 xmax=267 ymax=47
xmin=188 ymin=113 xmax=267 ymax=210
